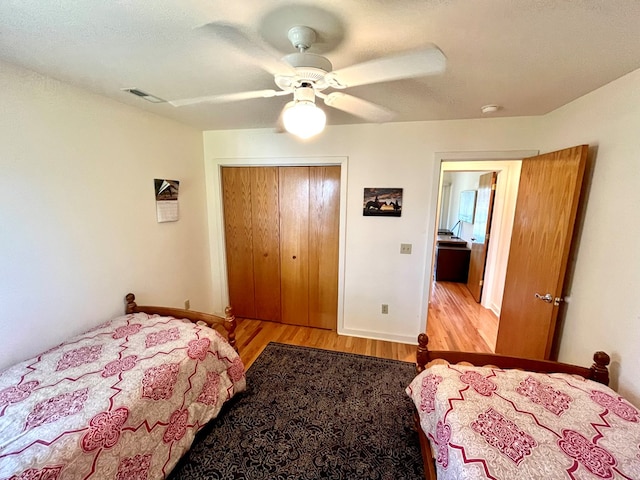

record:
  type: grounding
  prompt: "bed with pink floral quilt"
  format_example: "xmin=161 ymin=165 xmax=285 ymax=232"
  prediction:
xmin=0 ymin=309 xmax=246 ymax=479
xmin=407 ymin=335 xmax=640 ymax=480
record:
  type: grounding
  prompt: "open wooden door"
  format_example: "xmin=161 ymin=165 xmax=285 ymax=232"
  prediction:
xmin=495 ymin=145 xmax=588 ymax=359
xmin=466 ymin=172 xmax=498 ymax=302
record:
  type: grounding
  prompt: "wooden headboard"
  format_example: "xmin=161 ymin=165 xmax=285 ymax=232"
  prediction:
xmin=415 ymin=333 xmax=610 ymax=385
xmin=125 ymin=293 xmax=238 ymax=351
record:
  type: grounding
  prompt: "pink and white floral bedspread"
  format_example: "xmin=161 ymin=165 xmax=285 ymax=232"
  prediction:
xmin=0 ymin=312 xmax=246 ymax=480
xmin=407 ymin=364 xmax=640 ymax=479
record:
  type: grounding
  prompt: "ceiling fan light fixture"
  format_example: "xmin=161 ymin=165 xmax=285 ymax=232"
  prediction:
xmin=282 ymin=101 xmax=326 ymax=139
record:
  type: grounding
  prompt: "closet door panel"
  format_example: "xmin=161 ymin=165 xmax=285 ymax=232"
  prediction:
xmin=279 ymin=167 xmax=310 ymax=326
xmin=221 ymin=167 xmax=256 ymax=319
xmin=308 ymin=166 xmax=340 ymax=330
xmin=250 ymin=167 xmax=281 ymax=322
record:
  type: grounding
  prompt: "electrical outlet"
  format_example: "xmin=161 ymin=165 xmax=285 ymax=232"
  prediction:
xmin=400 ymin=243 xmax=412 ymax=254
xmin=184 ymin=299 xmax=190 ymax=310
xmin=381 ymin=304 xmax=389 ymax=314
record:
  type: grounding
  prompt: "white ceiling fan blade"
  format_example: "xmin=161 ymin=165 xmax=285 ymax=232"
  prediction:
xmin=323 ymin=92 xmax=396 ymax=123
xmin=200 ymin=22 xmax=295 ymax=76
xmin=326 ymin=45 xmax=446 ymax=89
xmin=169 ymin=89 xmax=290 ymax=107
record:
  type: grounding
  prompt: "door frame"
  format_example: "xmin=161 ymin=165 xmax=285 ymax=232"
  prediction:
xmin=420 ymin=150 xmax=538 ymax=334
xmin=205 ymin=156 xmax=348 ymax=333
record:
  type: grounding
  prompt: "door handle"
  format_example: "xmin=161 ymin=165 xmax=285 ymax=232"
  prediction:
xmin=534 ymin=293 xmax=553 ymax=303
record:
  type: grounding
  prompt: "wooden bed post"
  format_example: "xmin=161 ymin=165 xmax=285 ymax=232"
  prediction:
xmin=223 ymin=306 xmax=238 ymax=352
xmin=125 ymin=293 xmax=137 ymax=314
xmin=416 ymin=333 xmax=430 ymax=373
xmin=591 ymin=351 xmax=611 ymax=386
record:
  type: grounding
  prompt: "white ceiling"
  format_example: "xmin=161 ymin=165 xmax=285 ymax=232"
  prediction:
xmin=2 ymin=1 xmax=640 ymax=132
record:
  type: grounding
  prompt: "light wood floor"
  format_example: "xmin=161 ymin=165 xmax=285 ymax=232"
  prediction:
xmin=235 ymin=281 xmax=498 ymax=368
xmin=235 ymin=318 xmax=417 ymax=369
xmin=426 ymin=281 xmax=498 ymax=353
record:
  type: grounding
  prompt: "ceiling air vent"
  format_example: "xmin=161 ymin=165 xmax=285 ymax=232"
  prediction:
xmin=121 ymin=88 xmax=165 ymax=103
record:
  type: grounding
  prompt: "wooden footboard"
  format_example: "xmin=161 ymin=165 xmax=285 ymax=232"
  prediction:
xmin=125 ymin=293 xmax=238 ymax=351
xmin=412 ymin=333 xmax=611 ymax=480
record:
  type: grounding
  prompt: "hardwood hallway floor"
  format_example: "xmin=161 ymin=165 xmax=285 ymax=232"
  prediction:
xmin=426 ymin=280 xmax=498 ymax=353
xmin=235 ymin=281 xmax=497 ymax=368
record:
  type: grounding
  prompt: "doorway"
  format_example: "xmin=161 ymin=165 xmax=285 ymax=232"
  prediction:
xmin=424 ymin=147 xmax=588 ymax=358
xmin=422 ymin=152 xmax=534 ymax=351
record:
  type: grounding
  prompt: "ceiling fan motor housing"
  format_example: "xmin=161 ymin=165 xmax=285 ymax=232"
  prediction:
xmin=275 ymin=52 xmax=333 ymax=90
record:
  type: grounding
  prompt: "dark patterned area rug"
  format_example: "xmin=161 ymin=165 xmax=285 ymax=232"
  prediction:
xmin=169 ymin=342 xmax=424 ymax=480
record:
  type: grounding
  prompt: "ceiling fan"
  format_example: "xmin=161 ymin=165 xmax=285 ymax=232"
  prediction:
xmin=169 ymin=23 xmax=446 ymax=138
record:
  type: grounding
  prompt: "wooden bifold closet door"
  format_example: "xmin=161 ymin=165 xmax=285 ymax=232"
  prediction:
xmin=221 ymin=165 xmax=340 ymax=329
xmin=221 ymin=167 xmax=281 ymax=322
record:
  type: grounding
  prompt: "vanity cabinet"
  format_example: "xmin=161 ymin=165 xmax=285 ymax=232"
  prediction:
xmin=435 ymin=236 xmax=471 ymax=282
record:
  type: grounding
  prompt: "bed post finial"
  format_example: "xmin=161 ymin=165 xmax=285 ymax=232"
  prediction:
xmin=125 ymin=293 xmax=137 ymax=314
xmin=223 ymin=306 xmax=238 ymax=352
xmin=591 ymin=351 xmax=610 ymax=386
xmin=416 ymin=333 xmax=430 ymax=373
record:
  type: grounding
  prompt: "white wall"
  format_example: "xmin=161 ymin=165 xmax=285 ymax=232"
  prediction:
xmin=0 ymin=61 xmax=211 ymax=369
xmin=203 ymin=119 xmax=543 ymax=344
xmin=203 ymin=68 xmax=640 ymax=404
xmin=538 ymin=69 xmax=640 ymax=405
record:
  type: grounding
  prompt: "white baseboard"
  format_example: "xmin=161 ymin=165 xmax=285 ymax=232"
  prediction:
xmin=490 ymin=303 xmax=501 ymax=317
xmin=337 ymin=327 xmax=418 ymax=345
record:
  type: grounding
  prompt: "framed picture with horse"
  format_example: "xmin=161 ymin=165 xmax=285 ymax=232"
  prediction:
xmin=363 ymin=187 xmax=403 ymax=217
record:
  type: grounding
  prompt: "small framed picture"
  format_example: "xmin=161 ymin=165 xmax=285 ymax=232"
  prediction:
xmin=363 ymin=187 xmax=403 ymax=217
